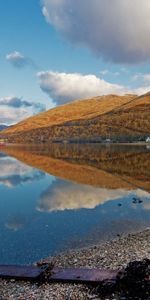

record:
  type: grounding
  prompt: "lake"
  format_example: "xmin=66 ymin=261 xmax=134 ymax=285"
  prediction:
xmin=0 ymin=143 xmax=150 ymax=265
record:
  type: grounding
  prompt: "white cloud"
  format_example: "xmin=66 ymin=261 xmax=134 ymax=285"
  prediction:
xmin=0 ymin=106 xmax=29 ymax=125
xmin=0 ymin=96 xmax=44 ymax=110
xmin=6 ymin=51 xmax=38 ymax=69
xmin=133 ymin=86 xmax=150 ymax=96
xmin=6 ymin=51 xmax=27 ymax=68
xmin=38 ymin=71 xmax=126 ymax=104
xmin=0 ymin=96 xmax=45 ymax=125
xmin=42 ymin=0 xmax=150 ymax=63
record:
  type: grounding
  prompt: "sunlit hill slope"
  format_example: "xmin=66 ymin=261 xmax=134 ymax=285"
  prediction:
xmin=2 ymin=93 xmax=150 ymax=143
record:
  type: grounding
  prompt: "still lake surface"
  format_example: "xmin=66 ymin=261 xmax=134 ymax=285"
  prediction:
xmin=0 ymin=143 xmax=150 ymax=265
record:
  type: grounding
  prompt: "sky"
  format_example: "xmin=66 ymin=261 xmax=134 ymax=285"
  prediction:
xmin=1 ymin=0 xmax=150 ymax=125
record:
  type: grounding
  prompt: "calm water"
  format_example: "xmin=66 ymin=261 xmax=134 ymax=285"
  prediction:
xmin=0 ymin=144 xmax=150 ymax=265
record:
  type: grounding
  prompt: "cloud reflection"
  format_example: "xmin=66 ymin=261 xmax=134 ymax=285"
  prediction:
xmin=143 ymin=199 xmax=150 ymax=210
xmin=37 ymin=180 xmax=150 ymax=212
xmin=0 ymin=156 xmax=45 ymax=187
xmin=5 ymin=214 xmax=26 ymax=231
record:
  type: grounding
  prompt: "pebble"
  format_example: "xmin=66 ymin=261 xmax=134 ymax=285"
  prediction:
xmin=0 ymin=229 xmax=150 ymax=299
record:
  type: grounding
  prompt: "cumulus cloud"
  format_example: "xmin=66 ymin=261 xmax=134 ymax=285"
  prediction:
xmin=0 ymin=106 xmax=28 ymax=125
xmin=37 ymin=179 xmax=149 ymax=212
xmin=6 ymin=51 xmax=28 ymax=68
xmin=42 ymin=0 xmax=150 ymax=63
xmin=38 ymin=71 xmax=125 ymax=104
xmin=0 ymin=96 xmax=45 ymax=125
xmin=6 ymin=51 xmax=38 ymax=69
xmin=0 ymin=96 xmax=42 ymax=109
xmin=133 ymin=86 xmax=150 ymax=96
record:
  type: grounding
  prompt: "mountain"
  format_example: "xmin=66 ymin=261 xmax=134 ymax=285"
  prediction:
xmin=0 ymin=125 xmax=9 ymax=131
xmin=1 ymin=93 xmax=150 ymax=143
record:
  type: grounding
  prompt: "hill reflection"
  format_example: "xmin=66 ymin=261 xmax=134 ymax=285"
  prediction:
xmin=2 ymin=143 xmax=150 ymax=192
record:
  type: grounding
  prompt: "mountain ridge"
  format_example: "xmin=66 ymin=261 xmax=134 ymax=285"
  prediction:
xmin=2 ymin=94 xmax=135 ymax=134
xmin=0 ymin=125 xmax=9 ymax=131
xmin=1 ymin=92 xmax=150 ymax=143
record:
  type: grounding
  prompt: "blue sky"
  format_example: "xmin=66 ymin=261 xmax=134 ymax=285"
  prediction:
xmin=0 ymin=0 xmax=150 ymax=125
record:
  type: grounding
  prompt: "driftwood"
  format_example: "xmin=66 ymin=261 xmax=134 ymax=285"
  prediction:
xmin=0 ymin=259 xmax=150 ymax=298
xmin=0 ymin=264 xmax=118 ymax=284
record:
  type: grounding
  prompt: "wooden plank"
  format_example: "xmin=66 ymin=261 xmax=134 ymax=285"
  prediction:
xmin=0 ymin=265 xmax=47 ymax=281
xmin=50 ymin=267 xmax=118 ymax=284
xmin=0 ymin=265 xmax=118 ymax=284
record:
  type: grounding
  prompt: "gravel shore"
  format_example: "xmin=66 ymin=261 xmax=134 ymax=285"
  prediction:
xmin=0 ymin=229 xmax=150 ymax=300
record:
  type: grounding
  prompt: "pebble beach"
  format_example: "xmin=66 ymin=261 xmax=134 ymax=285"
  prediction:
xmin=0 ymin=229 xmax=150 ymax=300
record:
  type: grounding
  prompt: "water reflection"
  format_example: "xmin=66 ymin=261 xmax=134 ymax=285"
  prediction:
xmin=5 ymin=214 xmax=27 ymax=231
xmin=38 ymin=179 xmax=149 ymax=212
xmin=0 ymin=144 xmax=149 ymax=264
xmin=2 ymin=143 xmax=150 ymax=191
xmin=0 ymin=155 xmax=45 ymax=187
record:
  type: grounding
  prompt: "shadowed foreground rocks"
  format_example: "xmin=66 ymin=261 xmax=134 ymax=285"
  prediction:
xmin=96 ymin=259 xmax=150 ymax=299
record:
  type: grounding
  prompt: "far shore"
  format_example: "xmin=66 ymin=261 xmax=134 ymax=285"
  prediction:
xmin=1 ymin=141 xmax=150 ymax=147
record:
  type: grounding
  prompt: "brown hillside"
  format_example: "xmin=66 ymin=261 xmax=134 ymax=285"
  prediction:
xmin=3 ymin=94 xmax=135 ymax=135
xmin=121 ymin=91 xmax=150 ymax=110
xmin=2 ymin=92 xmax=150 ymax=143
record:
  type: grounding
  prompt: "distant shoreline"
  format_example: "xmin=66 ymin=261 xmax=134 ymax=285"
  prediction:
xmin=1 ymin=141 xmax=150 ymax=147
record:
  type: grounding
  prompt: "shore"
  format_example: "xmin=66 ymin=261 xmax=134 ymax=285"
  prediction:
xmin=0 ymin=229 xmax=150 ymax=300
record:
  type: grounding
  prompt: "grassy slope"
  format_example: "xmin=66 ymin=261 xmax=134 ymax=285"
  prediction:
xmin=2 ymin=93 xmax=150 ymax=141
xmin=3 ymin=94 xmax=135 ymax=134
xmin=99 ymin=92 xmax=150 ymax=135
